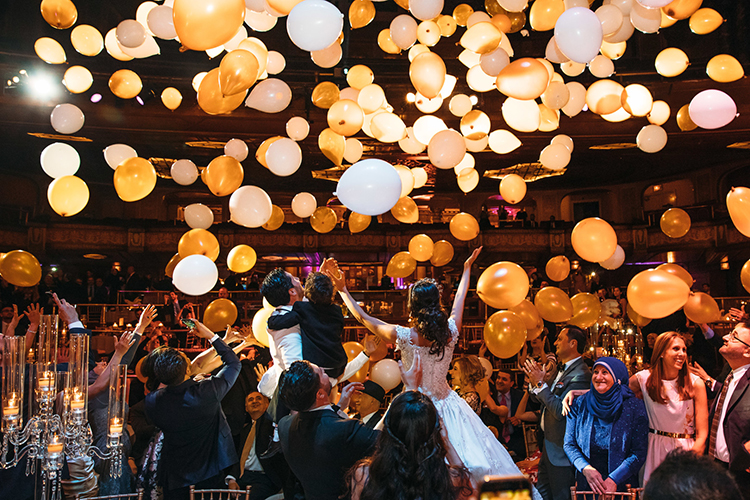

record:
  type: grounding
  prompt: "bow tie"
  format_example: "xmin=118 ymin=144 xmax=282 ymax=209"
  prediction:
xmin=558 ymin=362 xmax=567 ymax=372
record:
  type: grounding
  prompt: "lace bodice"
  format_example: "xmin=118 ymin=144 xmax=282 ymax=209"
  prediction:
xmin=395 ymin=317 xmax=459 ymax=400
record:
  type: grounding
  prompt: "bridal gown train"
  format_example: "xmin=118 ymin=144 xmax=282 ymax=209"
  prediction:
xmin=395 ymin=319 xmax=542 ymax=499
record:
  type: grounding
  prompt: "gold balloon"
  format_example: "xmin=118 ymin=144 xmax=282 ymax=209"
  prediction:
xmin=47 ymin=175 xmax=89 ymax=217
xmin=312 ymin=82 xmax=340 ymax=109
xmin=319 ymin=128 xmax=346 ymax=165
xmin=655 ymin=48 xmax=689 ymax=78
xmin=310 ymin=207 xmax=338 ymax=233
xmin=251 ymin=307 xmax=272 ymax=347
xmin=459 ymin=22 xmax=502 ymax=54
xmin=453 ymin=4 xmax=474 ymax=26
xmin=219 ymin=50 xmax=260 ymax=96
xmin=529 ymin=0 xmax=564 ymax=32
xmin=327 ymin=99 xmax=365 ymax=137
xmin=509 ymin=299 xmax=543 ymax=340
xmin=347 ymin=65 xmax=374 ymax=90
xmin=391 ymin=197 xmax=419 ymax=224
xmin=499 ymin=174 xmax=527 ymax=204
xmin=35 ymin=37 xmax=67 ymax=64
xmin=741 ymin=259 xmax=750 ymax=294
xmin=627 ymin=269 xmax=691 ymax=319
xmin=266 ymin=0 xmax=303 ymax=15
xmin=409 ymin=234 xmax=434 ymax=261
xmin=546 ymin=255 xmax=570 ymax=282
xmin=256 ymin=136 xmax=283 ymax=169
xmin=343 ymin=342 xmax=369 ymax=382
xmin=655 ymin=263 xmax=694 ymax=288
xmin=627 ymin=303 xmax=651 ymax=328
xmin=449 ymin=212 xmax=480 ymax=241
xmin=726 ymin=187 xmax=750 ymax=238
xmin=178 ymin=228 xmax=220 ymax=261
xmin=227 ymin=244 xmax=257 ymax=273
xmin=165 ymin=253 xmax=181 ymax=278
xmin=477 ymin=261 xmax=530 ymax=310
xmin=569 ymin=293 xmax=602 ymax=329
xmin=349 ymin=212 xmax=371 ymax=233
xmin=386 ymin=251 xmax=417 ymax=278
xmin=262 ymin=205 xmax=285 ymax=230
xmin=484 ymin=311 xmax=527 ymax=359
xmin=660 ymin=208 xmax=691 ymax=238
xmin=349 ymin=0 xmax=376 ymax=29
xmin=70 ymin=25 xmax=103 ymax=56
xmin=683 ymin=292 xmax=720 ymax=324
xmin=40 ymin=0 xmax=78 ymax=29
xmin=663 ymin=0 xmax=703 ymax=20
xmin=173 ymin=0 xmax=245 ymax=51
xmin=706 ymin=54 xmax=744 ymax=83
xmin=676 ymin=104 xmax=698 ymax=131
xmin=534 ymin=287 xmax=574 ymax=323
xmin=161 ymin=87 xmax=183 ymax=111
xmin=113 ymin=157 xmax=157 ymax=202
xmin=409 ymin=52 xmax=446 ymax=99
xmin=438 ymin=15 xmax=458 ymax=36
xmin=0 ymin=250 xmax=42 ymax=287
xmin=378 ymin=29 xmax=401 ymax=55
xmin=430 ymin=240 xmax=454 ymax=267
xmin=491 ymin=14 xmax=512 ymax=33
xmin=689 ymin=8 xmax=723 ymax=35
xmin=197 ymin=68 xmax=246 ymax=115
xmin=204 ymin=155 xmax=244 ymax=197
xmin=203 ymin=298 xmax=238 ymax=331
xmin=585 ymin=80 xmax=625 ymax=115
xmin=109 ymin=69 xmax=142 ymax=99
xmin=571 ymin=217 xmax=618 ymax=263
xmin=63 ymin=65 xmax=92 ymax=94
xmin=237 ymin=38 xmax=268 ymax=77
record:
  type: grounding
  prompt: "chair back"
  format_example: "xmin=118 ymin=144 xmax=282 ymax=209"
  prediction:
xmin=189 ymin=485 xmax=251 ymax=500
xmin=627 ymin=486 xmax=644 ymax=500
xmin=570 ymin=485 xmax=635 ymax=500
xmin=75 ymin=489 xmax=143 ymax=500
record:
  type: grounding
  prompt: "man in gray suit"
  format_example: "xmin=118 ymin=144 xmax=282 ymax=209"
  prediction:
xmin=524 ymin=326 xmax=591 ymax=500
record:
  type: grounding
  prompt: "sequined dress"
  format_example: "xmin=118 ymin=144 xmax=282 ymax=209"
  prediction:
xmin=396 ymin=319 xmax=541 ymax=498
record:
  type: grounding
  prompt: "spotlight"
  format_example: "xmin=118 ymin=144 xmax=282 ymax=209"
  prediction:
xmin=27 ymin=73 xmax=60 ymax=99
xmin=12 ymin=76 xmax=19 ymax=83
xmin=406 ymin=92 xmax=416 ymax=103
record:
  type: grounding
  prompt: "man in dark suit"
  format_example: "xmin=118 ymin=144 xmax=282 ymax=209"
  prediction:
xmin=145 ymin=320 xmax=241 ymax=500
xmin=358 ymin=380 xmax=385 ymax=429
xmin=706 ymin=321 xmax=750 ymax=499
xmin=525 ymin=326 xmax=591 ymax=500
xmin=481 ymin=369 xmax=526 ymax=461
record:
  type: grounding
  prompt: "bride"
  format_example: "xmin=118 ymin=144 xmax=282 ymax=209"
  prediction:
xmin=327 ymin=249 xmax=539 ymax=495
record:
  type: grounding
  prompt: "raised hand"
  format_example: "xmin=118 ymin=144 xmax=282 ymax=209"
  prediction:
xmin=135 ymin=304 xmax=158 ymax=334
xmin=324 ymin=260 xmax=346 ymax=292
xmin=190 ymin=319 xmax=215 ymax=340
xmin=25 ymin=303 xmax=41 ymax=330
xmin=223 ymin=326 xmax=244 ymax=345
xmin=253 ymin=364 xmax=268 ymax=380
xmin=6 ymin=304 xmax=22 ymax=334
xmin=337 ymin=381 xmax=365 ymax=410
xmin=728 ymin=304 xmax=749 ymax=322
xmin=114 ymin=330 xmax=138 ymax=357
xmin=52 ymin=293 xmax=79 ymax=326
xmin=463 ymin=246 xmax=483 ymax=270
xmin=522 ymin=358 xmax=546 ymax=387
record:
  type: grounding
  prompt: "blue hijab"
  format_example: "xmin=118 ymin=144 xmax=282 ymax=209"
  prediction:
xmin=584 ymin=357 xmax=633 ymax=421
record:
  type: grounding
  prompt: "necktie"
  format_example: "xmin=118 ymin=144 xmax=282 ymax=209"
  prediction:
xmin=239 ymin=420 xmax=257 ymax=471
xmin=708 ymin=372 xmax=733 ymax=457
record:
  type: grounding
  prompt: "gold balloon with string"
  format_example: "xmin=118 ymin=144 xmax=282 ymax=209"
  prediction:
xmin=219 ymin=49 xmax=260 ymax=96
xmin=197 ymin=68 xmax=246 ymax=116
xmin=627 ymin=269 xmax=690 ymax=319
xmin=391 ymin=197 xmax=419 ymax=224
xmin=408 ymin=234 xmax=434 ymax=261
xmin=683 ymin=292 xmax=720 ymax=324
xmin=727 ymin=187 xmax=750 ymax=238
xmin=660 ymin=208 xmax=691 ymax=238
xmin=627 ymin=303 xmax=651 ymax=328
xmin=484 ymin=311 xmax=527 ymax=359
xmin=227 ymin=244 xmax=257 ymax=273
xmin=534 ymin=286 xmax=574 ymax=323
xmin=342 ymin=342 xmax=370 ymax=383
xmin=0 ymin=250 xmax=42 ymax=287
xmin=310 ymin=207 xmax=338 ymax=233
xmin=109 ymin=69 xmax=142 ymax=99
xmin=509 ymin=299 xmax=543 ymax=340
xmin=178 ymin=229 xmax=220 ymax=261
xmin=477 ymin=261 xmax=529 ymax=310
xmin=203 ymin=155 xmax=244 ymax=197
xmin=689 ymin=8 xmax=723 ymax=35
xmin=318 ymin=128 xmax=346 ymax=165
xmin=430 ymin=240 xmax=454 ymax=266
xmin=349 ymin=0 xmax=376 ymax=29
xmin=40 ymin=0 xmax=78 ymax=29
xmin=348 ymin=213 xmax=371 ymax=233
xmin=113 ymin=157 xmax=157 ymax=202
xmin=172 ymin=0 xmax=245 ymax=51
xmin=656 ymin=263 xmax=694 ymax=288
xmin=569 ymin=293 xmax=602 ymax=329
xmin=165 ymin=253 xmax=181 ymax=278
xmin=706 ymin=54 xmax=745 ymax=83
xmin=262 ymin=205 xmax=285 ymax=231
xmin=203 ymin=298 xmax=238 ymax=331
xmin=48 ymin=175 xmax=89 ymax=217
xmin=545 ymin=255 xmax=570 ymax=282
xmin=251 ymin=307 xmax=272 ymax=347
xmin=741 ymin=259 xmax=750 ymax=294
xmin=386 ymin=252 xmax=417 ymax=278
xmin=449 ymin=212 xmax=480 ymax=241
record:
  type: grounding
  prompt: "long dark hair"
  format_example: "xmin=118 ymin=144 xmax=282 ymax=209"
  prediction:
xmin=647 ymin=331 xmax=694 ymax=404
xmin=349 ymin=391 xmax=471 ymax=500
xmin=408 ymin=278 xmax=450 ymax=359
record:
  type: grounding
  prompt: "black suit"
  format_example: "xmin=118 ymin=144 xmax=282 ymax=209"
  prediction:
xmin=145 ymin=339 xmax=241 ymax=495
xmin=360 ymin=409 xmax=385 ymax=429
xmin=229 ymin=412 xmax=287 ymax=500
xmin=279 ymin=407 xmax=379 ymax=500
xmin=481 ymin=387 xmax=526 ymax=461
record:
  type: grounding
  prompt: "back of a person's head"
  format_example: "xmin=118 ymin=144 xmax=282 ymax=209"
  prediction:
xmin=142 ymin=347 xmax=165 ymax=392
xmin=453 ymin=356 xmax=485 ymax=388
xmin=304 ymin=271 xmax=334 ymax=305
xmin=278 ymin=360 xmax=319 ymax=412
xmin=152 ymin=348 xmax=188 ymax=387
xmin=260 ymin=268 xmax=292 ymax=307
xmin=408 ymin=278 xmax=449 ymax=359
xmin=643 ymin=449 xmax=742 ymax=500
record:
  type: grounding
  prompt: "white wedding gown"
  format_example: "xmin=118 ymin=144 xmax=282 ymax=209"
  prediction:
xmin=396 ymin=319 xmax=541 ymax=499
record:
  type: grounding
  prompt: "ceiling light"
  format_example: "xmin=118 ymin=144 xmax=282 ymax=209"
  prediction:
xmin=28 ymin=73 xmax=60 ymax=99
xmin=667 ymin=251 xmax=675 ymax=263
xmin=27 ymin=132 xmax=92 ymax=142
xmin=588 ymin=143 xmax=637 ymax=150
xmin=185 ymin=141 xmax=226 ymax=148
xmin=406 ymin=92 xmax=416 ymax=103
xmin=83 ymin=253 xmax=108 ymax=260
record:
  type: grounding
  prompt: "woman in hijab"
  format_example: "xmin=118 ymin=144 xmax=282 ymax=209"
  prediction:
xmin=563 ymin=357 xmax=649 ymax=495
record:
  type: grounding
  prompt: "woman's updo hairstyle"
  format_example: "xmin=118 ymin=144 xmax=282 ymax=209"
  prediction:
xmin=408 ymin=278 xmax=450 ymax=359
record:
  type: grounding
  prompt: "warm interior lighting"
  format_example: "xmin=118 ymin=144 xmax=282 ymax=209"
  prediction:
xmin=83 ymin=254 xmax=108 ymax=260
xmin=571 ymin=260 xmax=580 ymax=270
xmin=406 ymin=92 xmax=416 ymax=103
xmin=27 ymin=133 xmax=92 ymax=142
xmin=588 ymin=143 xmax=637 ymax=150
xmin=653 ymin=185 xmax=662 ymax=192
xmin=667 ymin=251 xmax=675 ymax=263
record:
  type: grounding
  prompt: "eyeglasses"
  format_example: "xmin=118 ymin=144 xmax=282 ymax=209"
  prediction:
xmin=729 ymin=330 xmax=750 ymax=348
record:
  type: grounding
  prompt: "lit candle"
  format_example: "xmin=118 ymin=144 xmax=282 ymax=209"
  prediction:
xmin=38 ymin=371 xmax=53 ymax=391
xmin=47 ymin=437 xmax=63 ymax=455
xmin=109 ymin=417 xmax=123 ymax=436
xmin=70 ymin=392 xmax=85 ymax=411
xmin=3 ymin=394 xmax=19 ymax=417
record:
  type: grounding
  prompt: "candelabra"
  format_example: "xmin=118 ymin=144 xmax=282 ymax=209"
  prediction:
xmin=1 ymin=315 xmax=127 ymax=499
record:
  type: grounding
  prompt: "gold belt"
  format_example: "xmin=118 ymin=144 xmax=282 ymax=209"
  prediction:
xmin=649 ymin=428 xmax=695 ymax=439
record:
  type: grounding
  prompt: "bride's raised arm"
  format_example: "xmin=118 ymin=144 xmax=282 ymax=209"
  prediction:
xmin=450 ymin=247 xmax=482 ymax=332
xmin=326 ymin=264 xmax=398 ymax=344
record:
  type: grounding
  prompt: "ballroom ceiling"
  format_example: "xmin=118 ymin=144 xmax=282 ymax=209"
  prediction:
xmin=0 ymin=0 xmax=748 ymax=203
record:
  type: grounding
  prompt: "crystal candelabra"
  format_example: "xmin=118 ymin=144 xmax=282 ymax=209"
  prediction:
xmin=1 ymin=315 xmax=128 ymax=499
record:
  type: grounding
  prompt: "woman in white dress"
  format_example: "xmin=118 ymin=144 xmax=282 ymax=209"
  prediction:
xmin=328 ymin=248 xmax=539 ymax=494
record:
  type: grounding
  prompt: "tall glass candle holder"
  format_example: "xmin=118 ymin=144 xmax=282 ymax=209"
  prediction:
xmin=2 ymin=336 xmax=25 ymax=432
xmin=37 ymin=315 xmax=59 ymax=367
xmin=106 ymin=364 xmax=128 ymax=477
xmin=66 ymin=333 xmax=89 ymax=425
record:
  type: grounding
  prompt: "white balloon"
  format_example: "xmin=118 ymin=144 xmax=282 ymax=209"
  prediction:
xmin=104 ymin=144 xmax=137 ymax=170
xmin=147 ymin=5 xmax=177 ymax=40
xmin=286 ymin=116 xmax=310 ymax=141
xmin=245 ymin=8 xmax=277 ymax=32
xmin=554 ymin=7 xmax=603 ymax=64
xmin=172 ymin=255 xmax=218 ymax=296
xmin=245 ymin=78 xmax=292 ymax=113
xmin=551 ymin=134 xmax=574 ymax=152
xmin=410 ymin=0 xmax=444 ymax=21
xmin=224 ymin=138 xmax=249 ymax=162
xmin=599 ymin=244 xmax=625 ymax=269
xmin=335 ymin=159 xmax=402 ymax=216
xmin=267 ymin=51 xmax=285 ymax=74
xmin=266 ymin=138 xmax=302 ymax=177
xmin=629 ymin=1 xmax=660 ymax=33
xmin=287 ymin=0 xmax=343 ymax=52
xmin=119 ymin=33 xmax=160 ymax=59
xmin=390 ymin=15 xmax=418 ymax=50
xmin=311 ymin=41 xmax=342 ymax=68
xmin=41 ymin=143 xmax=80 ymax=178
xmin=498 ymin=0 xmax=528 ymax=13
xmin=636 ymin=124 xmax=667 ymax=153
xmin=50 ymin=104 xmax=85 ymax=135
xmin=370 ymin=359 xmax=401 ymax=391
xmin=688 ymin=89 xmax=738 ymax=130
xmin=171 ymin=159 xmax=199 ymax=185
xmin=184 ymin=203 xmax=214 ymax=229
xmin=291 ymin=192 xmax=317 ymax=218
xmin=344 ymin=138 xmax=363 ymax=163
xmin=116 ymin=20 xmax=146 ymax=48
xmin=229 ymin=185 xmax=273 ymax=228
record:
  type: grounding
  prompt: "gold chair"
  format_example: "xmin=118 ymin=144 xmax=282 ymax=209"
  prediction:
xmin=570 ymin=485 xmax=635 ymax=500
xmin=189 ymin=485 xmax=251 ymax=500
xmin=627 ymin=486 xmax=644 ymax=500
xmin=75 ymin=489 xmax=143 ymax=500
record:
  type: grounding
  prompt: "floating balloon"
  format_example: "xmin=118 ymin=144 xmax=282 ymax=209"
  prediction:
xmin=116 ymin=19 xmax=146 ymax=48
xmin=410 ymin=0 xmax=444 ymax=21
xmin=41 ymin=0 xmax=78 ymax=29
xmin=484 ymin=311 xmax=527 ymax=359
xmin=510 ymin=300 xmax=544 ymax=340
xmin=430 ymin=240 xmax=454 ymax=266
xmin=409 ymin=234 xmax=434 ymax=261
xmin=41 ymin=143 xmax=80 ymax=178
xmin=428 ymin=129 xmax=466 ymax=169
xmin=336 ymin=159 xmax=401 ymax=216
xmin=229 ymin=185 xmax=273 ymax=228
xmin=477 ymin=261 xmax=529 ymax=310
xmin=391 ymin=197 xmax=420 ymax=224
xmin=449 ymin=212 xmax=480 ymax=241
xmin=165 ymin=253 xmax=181 ymax=278
xmin=742 ymin=259 xmax=750 ymax=294
xmin=727 ymin=187 xmax=750 ymax=238
xmin=586 ymin=79 xmax=625 ymax=115
xmin=0 ymin=250 xmax=42 ymax=287
xmin=219 ymin=50 xmax=259 ymax=96
xmin=262 ymin=206 xmax=285 ymax=231
xmin=70 ymin=25 xmax=103 ymax=56
xmin=266 ymin=138 xmax=302 ymax=177
xmin=683 ymin=292 xmax=720 ymax=324
xmin=147 ymin=5 xmax=177 ymax=39
xmin=349 ymin=0 xmax=376 ymax=29
xmin=554 ymin=7 xmax=603 ymax=64
xmin=204 ymin=156 xmax=244 ymax=197
xmin=173 ymin=255 xmax=218 ymax=296
xmin=689 ymin=8 xmax=723 ymax=35
xmin=291 ymin=192 xmax=317 ymax=218
xmin=627 ymin=269 xmax=690 ymax=319
xmin=109 ymin=69 xmax=142 ymax=99
xmin=113 ymin=157 xmax=156 ymax=202
xmin=688 ymin=89 xmax=737 ymax=130
xmin=410 ymin=52 xmax=446 ymax=99
xmin=539 ymin=143 xmax=571 ymax=171
xmin=386 ymin=251 xmax=417 ymax=278
xmin=35 ymin=37 xmax=66 ymax=64
xmin=342 ymin=342 xmax=369 ymax=383
xmin=348 ymin=213 xmax=371 ymax=233
xmin=251 ymin=306 xmax=272 ymax=348
xmin=245 ymin=78 xmax=292 ymax=113
xmin=178 ymin=228 xmax=220 ymax=261
xmin=676 ymin=104 xmax=698 ymax=131
xmin=636 ymin=125 xmax=667 ymax=153
xmin=599 ymin=245 xmax=625 ymax=270
xmin=489 ymin=130 xmax=522 ymax=155
xmin=161 ymin=87 xmax=182 ymax=110
xmin=655 ymin=263 xmax=694 ymax=288
xmin=706 ymin=54 xmax=744 ymax=83
xmin=310 ymin=207 xmax=338 ymax=233
xmin=621 ymin=84 xmax=653 ymax=117
xmin=203 ymin=298 xmax=238 ymax=331
xmin=104 ymin=144 xmax=137 ymax=170
xmin=660 ymin=208 xmax=691 ymax=238
xmin=224 ymin=138 xmax=248 ymax=162
xmin=171 ymin=159 xmax=198 ymax=185
xmin=502 ymin=98 xmax=540 ymax=133
xmin=287 ymin=117 xmax=310 ymax=141
xmin=327 ymin=99 xmax=364 ymax=137
xmin=172 ymin=0 xmax=245 ymax=51
xmin=184 ymin=204 xmax=214 ymax=230
xmin=460 ymin=22 xmax=502 ymax=54
xmin=571 ymin=217 xmax=617 ymax=263
xmin=370 ymin=359 xmax=401 ymax=392
xmin=390 ymin=14 xmax=418 ymax=50
xmin=655 ymin=48 xmax=689 ymax=77
xmin=47 ymin=175 xmax=88 ymax=217
xmin=319 ymin=128 xmax=346 ymax=165
xmin=569 ymin=293 xmax=601 ymax=328
xmin=197 ymin=69 xmax=246 ymax=115
xmin=647 ymin=100 xmax=670 ymax=126
xmin=287 ymin=0 xmax=344 ymax=52
xmin=496 ymin=58 xmax=549 ymax=100
xmin=535 ymin=286 xmax=574 ymax=323
xmin=626 ymin=303 xmax=651 ymax=327
xmin=50 ymin=104 xmax=84 ymax=134
xmin=546 ymin=255 xmax=570 ymax=282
